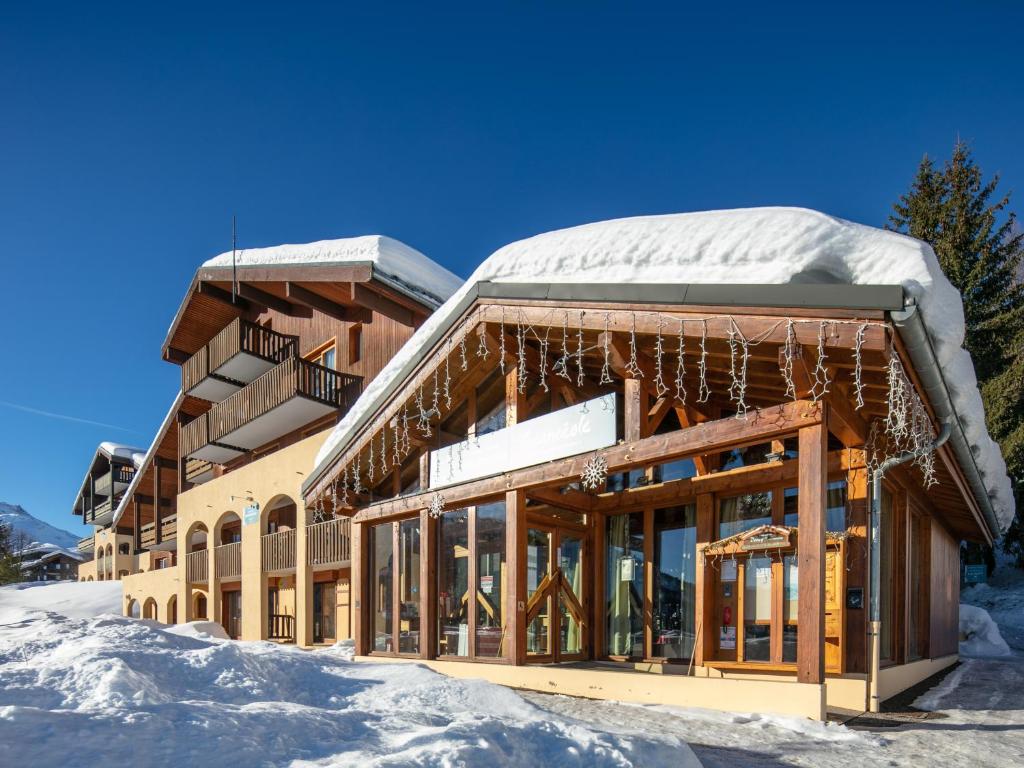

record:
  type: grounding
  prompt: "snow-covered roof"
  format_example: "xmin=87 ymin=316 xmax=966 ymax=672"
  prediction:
xmin=202 ymin=235 xmax=463 ymax=309
xmin=307 ymin=207 xmax=1013 ymax=531
xmin=97 ymin=442 xmax=147 ymax=469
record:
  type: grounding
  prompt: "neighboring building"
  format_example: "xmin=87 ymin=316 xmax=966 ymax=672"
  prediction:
xmin=72 ymin=442 xmax=146 ymax=581
xmin=18 ymin=544 xmax=83 ymax=581
xmin=118 ymin=236 xmax=461 ymax=639
xmin=299 ymin=209 xmax=1014 ymax=721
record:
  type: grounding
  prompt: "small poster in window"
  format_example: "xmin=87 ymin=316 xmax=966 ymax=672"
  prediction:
xmin=480 ymin=575 xmax=494 ymax=595
xmin=757 ymin=565 xmax=771 ymax=585
xmin=619 ymin=556 xmax=635 ymax=582
xmin=721 ymin=559 xmax=737 ymax=582
xmin=719 ymin=626 xmax=736 ymax=650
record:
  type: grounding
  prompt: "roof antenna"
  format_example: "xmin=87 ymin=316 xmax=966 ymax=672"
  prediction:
xmin=231 ymin=214 xmax=238 ymax=303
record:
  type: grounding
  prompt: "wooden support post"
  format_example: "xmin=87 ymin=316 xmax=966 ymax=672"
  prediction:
xmin=133 ymin=498 xmax=141 ymax=553
xmin=797 ymin=418 xmax=828 ymax=684
xmin=351 ymin=521 xmax=365 ymax=656
xmin=420 ymin=509 xmax=437 ymax=659
xmin=506 ymin=367 xmax=523 ymax=426
xmin=694 ymin=493 xmax=715 ymax=666
xmin=153 ymin=463 xmax=163 ymax=546
xmin=624 ymin=378 xmax=647 ymax=442
xmin=505 ymin=488 xmax=526 ymax=665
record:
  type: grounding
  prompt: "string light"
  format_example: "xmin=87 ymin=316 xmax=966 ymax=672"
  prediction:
xmin=653 ymin=316 xmax=668 ymax=397
xmin=674 ymin=318 xmax=687 ymax=404
xmin=599 ymin=313 xmax=613 ymax=385
xmin=810 ymin=321 xmax=832 ymax=402
xmin=697 ymin=320 xmax=711 ymax=403
xmin=625 ymin=312 xmax=643 ymax=378
xmin=853 ymin=323 xmax=867 ymax=410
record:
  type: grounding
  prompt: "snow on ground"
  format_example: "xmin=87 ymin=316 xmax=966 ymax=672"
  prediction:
xmin=0 ymin=583 xmax=695 ymax=768
xmin=0 ymin=580 xmax=122 ymax=620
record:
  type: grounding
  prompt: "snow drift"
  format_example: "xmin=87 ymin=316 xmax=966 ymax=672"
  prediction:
xmin=312 ymin=207 xmax=1012 ymax=529
xmin=0 ymin=583 xmax=690 ymax=767
xmin=959 ymin=603 xmax=1012 ymax=657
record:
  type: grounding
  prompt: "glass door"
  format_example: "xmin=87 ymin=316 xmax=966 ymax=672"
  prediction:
xmin=525 ymin=525 xmax=588 ymax=662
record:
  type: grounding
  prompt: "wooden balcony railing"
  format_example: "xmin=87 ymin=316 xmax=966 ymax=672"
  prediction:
xmin=208 ymin=358 xmax=361 ymax=445
xmin=261 ymin=528 xmax=296 ymax=573
xmin=179 ymin=413 xmax=210 ymax=459
xmin=215 ymin=542 xmax=242 ymax=579
xmin=186 ymin=549 xmax=208 ymax=583
xmin=185 ymin=458 xmax=214 ymax=483
xmin=77 ymin=535 xmax=94 ymax=553
xmin=307 ymin=517 xmax=351 ymax=568
xmin=268 ymin=613 xmax=294 ymax=641
xmin=182 ymin=345 xmax=210 ymax=395
xmin=139 ymin=515 xmax=177 ymax=549
xmin=209 ymin=318 xmax=297 ymax=374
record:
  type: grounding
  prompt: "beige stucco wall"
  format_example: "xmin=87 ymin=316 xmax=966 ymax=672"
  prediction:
xmin=877 ymin=654 xmax=958 ymax=701
xmin=123 ymin=566 xmax=181 ymax=623
xmin=79 ymin=528 xmax=135 ymax=581
xmin=171 ymin=429 xmax=330 ymax=643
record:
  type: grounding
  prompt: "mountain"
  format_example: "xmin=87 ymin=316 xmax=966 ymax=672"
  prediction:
xmin=0 ymin=502 xmax=81 ymax=551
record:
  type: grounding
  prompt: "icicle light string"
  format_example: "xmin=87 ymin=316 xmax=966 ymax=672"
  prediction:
xmin=443 ymin=339 xmax=452 ymax=409
xmin=781 ymin=319 xmax=798 ymax=401
xmin=697 ymin=320 xmax=711 ymax=403
xmin=554 ymin=311 xmax=572 ymax=380
xmin=498 ymin=307 xmax=507 ymax=374
xmin=599 ymin=313 xmax=614 ymax=385
xmin=626 ymin=312 xmax=644 ymax=378
xmin=576 ymin=311 xmax=586 ymax=388
xmin=653 ymin=316 xmax=668 ymax=397
xmin=809 ymin=321 xmax=832 ymax=402
xmin=674 ymin=318 xmax=687 ymax=404
xmin=516 ymin=315 xmax=528 ymax=394
xmin=539 ymin=327 xmax=550 ymax=393
xmin=853 ymin=323 xmax=867 ymax=410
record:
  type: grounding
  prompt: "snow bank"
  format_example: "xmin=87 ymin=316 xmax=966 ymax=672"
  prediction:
xmin=311 ymin=207 xmax=1012 ymax=529
xmin=0 ymin=581 xmax=122 ymax=621
xmin=0 ymin=605 xmax=689 ymax=767
xmin=162 ymin=621 xmax=230 ymax=641
xmin=203 ymin=235 xmax=463 ymax=309
xmin=959 ymin=603 xmax=1012 ymax=657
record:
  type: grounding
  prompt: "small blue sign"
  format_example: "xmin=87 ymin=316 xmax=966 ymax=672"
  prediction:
xmin=243 ymin=503 xmax=260 ymax=526
xmin=964 ymin=564 xmax=987 ymax=584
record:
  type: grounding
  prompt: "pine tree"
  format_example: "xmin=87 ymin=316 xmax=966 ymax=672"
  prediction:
xmin=0 ymin=521 xmax=22 ymax=585
xmin=889 ymin=141 xmax=1024 ymax=564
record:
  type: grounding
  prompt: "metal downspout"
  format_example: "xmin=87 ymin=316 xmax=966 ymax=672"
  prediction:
xmin=867 ymin=418 xmax=952 ymax=712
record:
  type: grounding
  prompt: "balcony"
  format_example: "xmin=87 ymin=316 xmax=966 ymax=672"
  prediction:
xmin=183 ymin=318 xmax=298 ymax=402
xmin=307 ymin=517 xmax=351 ymax=568
xmin=262 ymin=528 xmax=296 ymax=574
xmin=181 ymin=357 xmax=361 ymax=464
xmin=139 ymin=515 xmax=177 ymax=550
xmin=93 ymin=465 xmax=136 ymax=497
xmin=185 ymin=549 xmax=208 ymax=583
xmin=215 ymin=542 xmax=241 ymax=580
xmin=185 ymin=458 xmax=215 ymax=485
xmin=77 ymin=535 xmax=94 ymax=555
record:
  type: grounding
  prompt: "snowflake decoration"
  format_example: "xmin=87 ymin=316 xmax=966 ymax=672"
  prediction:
xmin=580 ymin=454 xmax=608 ymax=491
xmin=428 ymin=492 xmax=446 ymax=519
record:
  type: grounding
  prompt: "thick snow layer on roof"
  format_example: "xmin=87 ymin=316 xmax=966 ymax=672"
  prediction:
xmin=202 ymin=234 xmax=463 ymax=308
xmin=98 ymin=441 xmax=147 ymax=468
xmin=311 ymin=208 xmax=1014 ymax=529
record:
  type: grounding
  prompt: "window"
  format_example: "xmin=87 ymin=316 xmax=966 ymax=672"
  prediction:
xmin=370 ymin=523 xmax=393 ymax=653
xmin=743 ymin=555 xmax=773 ymax=662
xmin=398 ymin=519 xmax=421 ymax=654
xmin=474 ymin=368 xmax=506 ymax=436
xmin=369 ymin=518 xmax=422 ymax=655
xmin=606 ymin=512 xmax=644 ymax=657
xmin=652 ymin=504 xmax=697 ymax=659
xmin=782 ymin=480 xmax=848 ymax=531
xmin=783 ymin=554 xmax=799 ymax=662
xmin=719 ymin=492 xmax=772 ymax=539
xmin=436 ymin=501 xmax=507 ymax=659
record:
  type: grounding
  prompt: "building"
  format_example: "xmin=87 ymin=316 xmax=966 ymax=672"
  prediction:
xmin=300 ymin=208 xmax=1014 ymax=721
xmin=73 ymin=442 xmax=147 ymax=581
xmin=18 ymin=544 xmax=83 ymax=581
xmin=116 ymin=236 xmax=461 ymax=638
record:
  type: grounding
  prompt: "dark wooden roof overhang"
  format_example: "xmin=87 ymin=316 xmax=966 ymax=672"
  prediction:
xmin=162 ymin=262 xmax=434 ymax=363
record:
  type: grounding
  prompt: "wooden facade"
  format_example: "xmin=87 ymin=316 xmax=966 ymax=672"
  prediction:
xmin=306 ymin=294 xmax=984 ymax=699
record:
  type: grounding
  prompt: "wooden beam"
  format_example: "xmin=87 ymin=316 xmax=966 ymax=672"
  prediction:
xmin=197 ymin=281 xmax=250 ymax=311
xmin=526 ymin=486 xmax=595 ymax=514
xmin=286 ymin=282 xmax=364 ymax=322
xmin=827 ymin=382 xmax=870 ymax=447
xmin=236 ymin=282 xmax=301 ymax=316
xmin=624 ymin=378 xmax=648 ymax=442
xmin=352 ymin=282 xmax=414 ymax=326
xmin=131 ymin=494 xmax=175 ymax=508
xmin=505 ymin=488 xmax=526 ymax=665
xmin=797 ymin=417 xmax=828 ymax=685
xmin=154 ymin=456 xmax=177 ymax=471
xmin=166 ymin=347 xmax=190 ymax=364
xmin=352 ymin=400 xmax=823 ymax=524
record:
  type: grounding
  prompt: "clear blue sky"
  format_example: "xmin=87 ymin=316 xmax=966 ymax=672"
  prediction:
xmin=1 ymin=2 xmax=1021 ymax=535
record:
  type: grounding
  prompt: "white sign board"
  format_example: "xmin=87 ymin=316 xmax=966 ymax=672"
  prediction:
xmin=243 ymin=503 xmax=260 ymax=526
xmin=429 ymin=394 xmax=617 ymax=489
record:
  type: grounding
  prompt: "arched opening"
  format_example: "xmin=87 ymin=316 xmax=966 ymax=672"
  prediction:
xmin=167 ymin=594 xmax=178 ymax=625
xmin=87 ymin=576 xmax=94 ymax=582
xmin=193 ymin=591 xmax=208 ymax=620
xmin=215 ymin=511 xmax=242 ymax=545
xmin=261 ymin=495 xmax=299 ymax=642
xmin=142 ymin=597 xmax=158 ymax=621
xmin=126 ymin=598 xmax=141 ymax=619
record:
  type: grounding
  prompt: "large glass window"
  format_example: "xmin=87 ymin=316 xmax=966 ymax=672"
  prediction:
xmin=437 ymin=510 xmax=469 ymax=656
xmin=398 ymin=519 xmax=421 ymax=654
xmin=653 ymin=505 xmax=697 ymax=659
xmin=719 ymin=492 xmax=772 ymax=539
xmin=782 ymin=480 xmax=848 ymax=530
xmin=527 ymin=528 xmax=551 ymax=655
xmin=476 ymin=502 xmax=506 ymax=657
xmin=559 ymin=533 xmax=584 ymax=656
xmin=783 ymin=554 xmax=798 ymax=663
xmin=606 ymin=512 xmax=644 ymax=657
xmin=370 ymin=523 xmax=393 ymax=653
xmin=743 ymin=555 xmax=773 ymax=662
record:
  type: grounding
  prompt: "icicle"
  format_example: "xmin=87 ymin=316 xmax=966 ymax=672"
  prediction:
xmin=415 ymin=384 xmax=432 ymax=436
xmin=401 ymin=404 xmax=411 ymax=455
xmin=367 ymin=436 xmax=376 ymax=483
xmin=780 ymin=319 xmax=797 ymax=401
xmin=499 ymin=307 xmax=507 ymax=374
xmin=727 ymin=320 xmax=750 ymax=415
xmin=341 ymin=464 xmax=350 ymax=506
xmin=576 ymin=311 xmax=585 ymax=388
xmin=853 ymin=323 xmax=867 ymax=410
xmin=431 ymin=367 xmax=440 ymax=416
xmin=653 ymin=316 xmax=668 ymax=397
xmin=538 ymin=327 xmax=550 ymax=393
xmin=352 ymin=453 xmax=364 ymax=495
xmin=393 ymin=421 xmax=401 ymax=468
xmin=697 ymin=320 xmax=711 ymax=404
xmin=674 ymin=318 xmax=687 ymax=404
xmin=459 ymin=328 xmax=469 ymax=371
xmin=380 ymin=429 xmax=388 ymax=477
xmin=625 ymin=313 xmax=643 ymax=378
xmin=810 ymin=321 xmax=832 ymax=402
xmin=516 ymin=317 xmax=527 ymax=394
xmin=599 ymin=313 xmax=613 ymax=385
xmin=553 ymin=311 xmax=572 ymax=381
